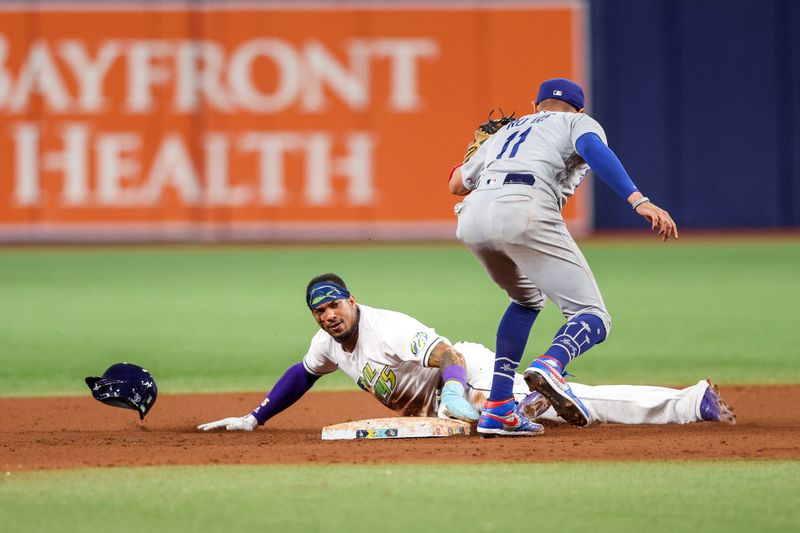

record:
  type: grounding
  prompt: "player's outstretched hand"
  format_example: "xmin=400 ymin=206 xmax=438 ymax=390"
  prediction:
xmin=437 ymin=381 xmax=480 ymax=422
xmin=197 ymin=414 xmax=258 ymax=432
xmin=636 ymin=201 xmax=678 ymax=241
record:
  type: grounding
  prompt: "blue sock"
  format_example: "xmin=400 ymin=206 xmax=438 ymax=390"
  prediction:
xmin=542 ymin=314 xmax=607 ymax=370
xmin=488 ymin=302 xmax=540 ymax=402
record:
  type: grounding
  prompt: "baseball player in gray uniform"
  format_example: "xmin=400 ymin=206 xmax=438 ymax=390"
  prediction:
xmin=448 ymin=78 xmax=678 ymax=436
xmin=198 ymin=274 xmax=733 ymax=434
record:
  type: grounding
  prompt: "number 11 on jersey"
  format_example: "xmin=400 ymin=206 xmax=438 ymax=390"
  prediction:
xmin=496 ymin=127 xmax=531 ymax=160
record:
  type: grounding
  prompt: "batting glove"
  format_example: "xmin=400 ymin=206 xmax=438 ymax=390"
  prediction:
xmin=197 ymin=414 xmax=258 ymax=432
xmin=437 ymin=381 xmax=480 ymax=422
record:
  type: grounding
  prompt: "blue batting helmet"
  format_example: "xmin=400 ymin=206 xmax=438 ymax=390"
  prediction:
xmin=85 ymin=363 xmax=158 ymax=420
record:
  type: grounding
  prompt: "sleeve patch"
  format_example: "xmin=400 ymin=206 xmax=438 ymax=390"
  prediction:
xmin=410 ymin=331 xmax=429 ymax=355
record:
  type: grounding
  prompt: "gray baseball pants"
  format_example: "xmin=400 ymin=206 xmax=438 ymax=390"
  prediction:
xmin=456 ymin=179 xmax=612 ymax=334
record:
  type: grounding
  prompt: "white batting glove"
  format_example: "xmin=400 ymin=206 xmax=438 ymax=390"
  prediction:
xmin=197 ymin=414 xmax=258 ymax=432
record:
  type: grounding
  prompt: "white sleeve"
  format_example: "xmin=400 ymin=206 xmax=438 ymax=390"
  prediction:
xmin=301 ymin=333 xmax=338 ymax=376
xmin=382 ymin=313 xmax=449 ymax=367
xmin=570 ymin=114 xmax=608 ymax=149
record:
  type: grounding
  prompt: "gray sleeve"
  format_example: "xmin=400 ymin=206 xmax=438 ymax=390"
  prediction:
xmin=570 ymin=114 xmax=608 ymax=149
xmin=460 ymin=137 xmax=492 ymax=190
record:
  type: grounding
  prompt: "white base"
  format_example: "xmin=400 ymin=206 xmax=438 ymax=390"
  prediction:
xmin=321 ymin=417 xmax=471 ymax=440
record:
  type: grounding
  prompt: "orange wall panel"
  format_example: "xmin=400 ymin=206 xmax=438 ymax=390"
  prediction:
xmin=0 ymin=3 xmax=588 ymax=241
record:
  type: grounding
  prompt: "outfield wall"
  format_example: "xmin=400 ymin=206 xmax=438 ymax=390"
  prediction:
xmin=1 ymin=0 xmax=795 ymax=242
xmin=0 ymin=1 xmax=591 ymax=242
xmin=591 ymin=0 xmax=800 ymax=229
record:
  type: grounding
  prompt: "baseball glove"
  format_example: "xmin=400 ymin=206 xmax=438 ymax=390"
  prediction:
xmin=463 ymin=109 xmax=516 ymax=163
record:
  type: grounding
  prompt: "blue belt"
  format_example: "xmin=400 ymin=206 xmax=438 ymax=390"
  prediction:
xmin=503 ymin=173 xmax=535 ymax=186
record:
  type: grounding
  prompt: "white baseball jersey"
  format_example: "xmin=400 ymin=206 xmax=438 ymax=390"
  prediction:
xmin=302 ymin=304 xmax=448 ymax=417
xmin=461 ymin=111 xmax=607 ymax=206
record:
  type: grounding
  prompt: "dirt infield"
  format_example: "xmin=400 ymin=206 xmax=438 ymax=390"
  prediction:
xmin=2 ymin=385 xmax=798 ymax=471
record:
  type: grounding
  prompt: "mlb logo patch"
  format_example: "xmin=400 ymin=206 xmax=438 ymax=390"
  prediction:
xmin=553 ymin=90 xmax=563 ymax=96
xmin=485 ymin=178 xmax=497 ymax=185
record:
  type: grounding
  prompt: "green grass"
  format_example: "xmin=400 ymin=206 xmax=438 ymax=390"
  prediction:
xmin=0 ymin=240 xmax=798 ymax=395
xmin=1 ymin=462 xmax=797 ymax=533
xmin=1 ymin=243 xmax=797 ymax=532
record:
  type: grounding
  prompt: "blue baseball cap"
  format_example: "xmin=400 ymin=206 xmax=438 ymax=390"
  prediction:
xmin=535 ymin=78 xmax=585 ymax=110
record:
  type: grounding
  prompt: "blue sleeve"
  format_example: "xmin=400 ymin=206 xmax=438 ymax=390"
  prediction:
xmin=575 ymin=132 xmax=639 ymax=200
xmin=250 ymin=362 xmax=321 ymax=424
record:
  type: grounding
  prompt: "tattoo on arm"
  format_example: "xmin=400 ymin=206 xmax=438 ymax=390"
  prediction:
xmin=428 ymin=342 xmax=466 ymax=369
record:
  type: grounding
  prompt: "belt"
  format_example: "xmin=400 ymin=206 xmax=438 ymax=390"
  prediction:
xmin=503 ymin=173 xmax=535 ymax=186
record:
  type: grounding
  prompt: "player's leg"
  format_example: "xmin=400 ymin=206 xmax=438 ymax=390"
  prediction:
xmin=456 ymin=188 xmax=552 ymax=435
xmin=502 ymin=194 xmax=610 ymax=426
xmin=568 ymin=381 xmax=705 ymax=424
xmin=460 ymin=249 xmax=547 ymax=436
xmin=460 ymin=237 xmax=546 ymax=395
xmin=458 ymin=339 xmax=541 ymax=411
xmin=452 ymin=323 xmax=738 ymax=429
xmin=507 ymin=213 xmax=611 ymax=368
xmin=456 ymin=340 xmax=545 ymax=434
xmin=493 ymin=301 xmax=540 ymax=401
xmin=536 ymin=380 xmax=735 ymax=425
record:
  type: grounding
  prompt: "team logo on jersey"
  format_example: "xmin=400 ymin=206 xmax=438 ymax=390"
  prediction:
xmin=410 ymin=332 xmax=428 ymax=355
xmin=357 ymin=362 xmax=397 ymax=404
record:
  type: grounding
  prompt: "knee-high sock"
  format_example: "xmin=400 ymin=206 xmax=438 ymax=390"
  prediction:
xmin=489 ymin=302 xmax=540 ymax=402
xmin=542 ymin=314 xmax=607 ymax=371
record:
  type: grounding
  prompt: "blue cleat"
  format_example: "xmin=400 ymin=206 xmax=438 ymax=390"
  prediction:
xmin=477 ymin=397 xmax=544 ymax=437
xmin=700 ymin=379 xmax=736 ymax=424
xmin=524 ymin=356 xmax=592 ymax=427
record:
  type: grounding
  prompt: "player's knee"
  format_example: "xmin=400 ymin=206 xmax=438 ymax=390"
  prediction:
xmin=572 ymin=309 xmax=611 ymax=341
xmin=591 ymin=311 xmax=611 ymax=341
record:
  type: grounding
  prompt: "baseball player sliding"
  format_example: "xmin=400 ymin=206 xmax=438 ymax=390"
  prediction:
xmin=448 ymin=78 xmax=679 ymax=435
xmin=198 ymin=274 xmax=734 ymax=434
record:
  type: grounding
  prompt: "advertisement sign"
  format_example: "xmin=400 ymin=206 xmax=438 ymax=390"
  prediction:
xmin=0 ymin=2 xmax=588 ymax=241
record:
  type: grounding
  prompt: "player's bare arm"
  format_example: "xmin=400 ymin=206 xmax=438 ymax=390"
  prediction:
xmin=427 ymin=341 xmax=467 ymax=369
xmin=448 ymin=166 xmax=470 ymax=196
xmin=628 ymin=191 xmax=679 ymax=241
